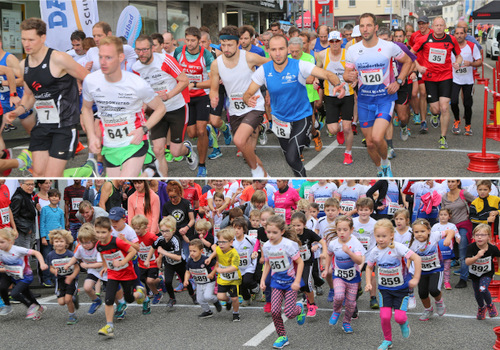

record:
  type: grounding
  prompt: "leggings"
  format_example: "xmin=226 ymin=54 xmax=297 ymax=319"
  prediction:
xmin=312 ymin=258 xmax=325 ymax=287
xmin=271 ymin=288 xmax=301 ymax=337
xmin=164 ymin=261 xmax=194 ymax=299
xmin=450 ymin=83 xmax=473 ymax=125
xmin=418 ymin=271 xmax=443 ymax=300
xmin=443 ymin=260 xmax=451 ymax=284
xmin=276 ymin=116 xmax=311 ymax=177
xmin=299 ymin=263 xmax=314 ymax=293
xmin=240 ymin=272 xmax=259 ymax=301
xmin=472 ymin=276 xmax=493 ymax=307
xmin=380 ymin=307 xmax=407 ymax=342
xmin=333 ymin=278 xmax=358 ymax=323
xmin=0 ymin=274 xmax=38 ymax=307
xmin=105 ymin=279 xmax=136 ymax=306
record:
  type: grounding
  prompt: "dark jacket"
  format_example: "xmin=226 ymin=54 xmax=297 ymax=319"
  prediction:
xmin=11 ymin=186 xmax=36 ymax=235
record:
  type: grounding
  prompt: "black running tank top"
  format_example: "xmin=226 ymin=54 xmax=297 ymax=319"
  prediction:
xmin=24 ymin=48 xmax=80 ymax=127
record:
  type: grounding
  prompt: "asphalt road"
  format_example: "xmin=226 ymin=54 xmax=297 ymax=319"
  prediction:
xmin=1 ymin=267 xmax=498 ymax=350
xmin=4 ymin=57 xmax=500 ymax=178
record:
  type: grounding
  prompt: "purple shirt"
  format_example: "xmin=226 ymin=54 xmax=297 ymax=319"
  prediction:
xmin=394 ymin=41 xmax=416 ymax=77
xmin=158 ymin=181 xmax=169 ymax=218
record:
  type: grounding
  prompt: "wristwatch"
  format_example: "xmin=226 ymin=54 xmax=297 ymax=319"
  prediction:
xmin=141 ymin=125 xmax=149 ymax=134
xmin=193 ymin=82 xmax=198 ymax=88
xmin=396 ymin=78 xmax=403 ymax=85
xmin=10 ymin=92 xmax=17 ymax=97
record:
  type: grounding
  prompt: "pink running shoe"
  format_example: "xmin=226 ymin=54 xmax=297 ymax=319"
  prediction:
xmin=306 ymin=304 xmax=318 ymax=317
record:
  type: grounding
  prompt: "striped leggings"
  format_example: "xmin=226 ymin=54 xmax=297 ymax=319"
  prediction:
xmin=333 ymin=278 xmax=358 ymax=323
xmin=271 ymin=288 xmax=301 ymax=336
xmin=443 ymin=260 xmax=451 ymax=284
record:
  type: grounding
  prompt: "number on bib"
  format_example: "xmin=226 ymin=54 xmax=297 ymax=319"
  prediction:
xmin=334 ymin=266 xmax=356 ymax=280
xmin=103 ymin=251 xmax=127 ymax=271
xmin=239 ymin=253 xmax=249 ymax=267
xmin=421 ymin=252 xmax=441 ymax=271
xmin=341 ymin=201 xmax=355 ymax=213
xmin=71 ymin=198 xmax=83 ymax=211
xmin=219 ymin=264 xmax=238 ymax=281
xmin=455 ymin=67 xmax=468 ymax=74
xmin=469 ymin=257 xmax=492 ymax=277
xmin=378 ymin=265 xmax=404 ymax=287
xmin=429 ymin=48 xmax=447 ymax=64
xmin=360 ymin=69 xmax=383 ymax=85
xmin=0 ymin=207 xmax=10 ymax=225
xmin=4 ymin=265 xmax=23 ymax=279
xmin=300 ymin=244 xmax=311 ymax=261
xmin=230 ymin=93 xmax=247 ymax=111
xmin=190 ymin=268 xmax=210 ymax=283
xmin=52 ymin=258 xmax=74 ymax=276
xmin=271 ymin=115 xmax=291 ymax=139
xmin=35 ymin=99 xmax=60 ymax=124
xmin=268 ymin=252 xmax=290 ymax=272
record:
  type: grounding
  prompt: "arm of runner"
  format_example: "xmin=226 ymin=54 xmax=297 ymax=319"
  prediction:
xmin=127 ymin=96 xmax=166 ymax=145
xmin=0 ymin=66 xmax=20 ymax=106
xmin=53 ymin=51 xmax=89 ymax=81
xmin=209 ymin=60 xmax=220 ymax=109
xmin=452 ymin=54 xmax=464 ymax=70
xmin=5 ymin=54 xmax=24 ymax=87
xmin=167 ymin=71 xmax=189 ymax=100
xmin=243 ymin=81 xmax=262 ymax=108
xmin=247 ymin=51 xmax=271 ymax=68
xmin=343 ymin=66 xmax=358 ymax=84
xmin=387 ymin=52 xmax=412 ymax=95
xmin=310 ymin=66 xmax=346 ymax=98
xmin=4 ymin=81 xmax=35 ymax=123
xmin=82 ymin=98 xmax=101 ymax=154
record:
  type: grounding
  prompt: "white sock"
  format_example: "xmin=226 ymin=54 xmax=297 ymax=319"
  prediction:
xmin=16 ymin=158 xmax=25 ymax=169
xmin=251 ymin=165 xmax=265 ymax=178
xmin=381 ymin=158 xmax=390 ymax=167
xmin=144 ymin=167 xmax=155 ymax=177
xmin=345 ymin=150 xmax=352 ymax=155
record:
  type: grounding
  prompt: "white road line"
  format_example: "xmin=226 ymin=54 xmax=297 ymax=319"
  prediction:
xmin=484 ymin=62 xmax=494 ymax=70
xmin=305 ymin=140 xmax=340 ymax=171
xmin=37 ymin=295 xmax=58 ymax=303
xmin=243 ymin=314 xmax=286 ymax=347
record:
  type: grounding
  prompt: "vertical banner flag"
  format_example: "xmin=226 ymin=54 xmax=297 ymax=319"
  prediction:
xmin=116 ymin=5 xmax=142 ymax=48
xmin=40 ymin=0 xmax=99 ymax=52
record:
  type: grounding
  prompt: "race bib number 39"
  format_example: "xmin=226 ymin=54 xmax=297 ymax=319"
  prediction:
xmin=360 ymin=69 xmax=383 ymax=85
xmin=271 ymin=115 xmax=291 ymax=139
xmin=429 ymin=48 xmax=447 ymax=64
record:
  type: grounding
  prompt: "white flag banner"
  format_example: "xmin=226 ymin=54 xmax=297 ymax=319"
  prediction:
xmin=40 ymin=0 xmax=99 ymax=52
xmin=116 ymin=5 xmax=142 ymax=48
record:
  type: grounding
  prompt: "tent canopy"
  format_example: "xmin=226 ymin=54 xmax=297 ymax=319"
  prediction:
xmin=296 ymin=10 xmax=311 ymax=28
xmin=472 ymin=0 xmax=500 ymax=20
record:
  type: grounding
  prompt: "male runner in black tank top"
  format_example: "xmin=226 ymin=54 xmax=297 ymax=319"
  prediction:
xmin=5 ymin=18 xmax=88 ymax=177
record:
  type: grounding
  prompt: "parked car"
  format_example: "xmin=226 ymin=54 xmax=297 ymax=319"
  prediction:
xmin=486 ymin=25 xmax=500 ymax=60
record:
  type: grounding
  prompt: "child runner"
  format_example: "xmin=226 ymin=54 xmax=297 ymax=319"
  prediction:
xmin=184 ymin=239 xmax=221 ymax=318
xmin=365 ymin=219 xmax=421 ymax=350
xmin=131 ymin=214 xmax=161 ymax=311
xmin=323 ymin=215 xmax=365 ymax=333
xmin=260 ymin=215 xmax=306 ymax=349
xmin=147 ymin=216 xmax=196 ymax=308
xmin=306 ymin=203 xmax=320 ymax=232
xmin=431 ymin=209 xmax=460 ymax=290
xmin=309 ymin=179 xmax=338 ymax=218
xmin=334 ymin=180 xmax=366 ymax=217
xmin=291 ymin=211 xmax=327 ymax=317
xmin=232 ymin=217 xmax=261 ymax=307
xmin=409 ymin=218 xmax=455 ymax=321
xmin=0 ymin=228 xmax=48 ymax=319
xmin=47 ymin=229 xmax=80 ymax=325
xmin=64 ymin=223 xmax=105 ymax=315
xmin=248 ymin=209 xmax=261 ymax=240
xmin=469 ymin=180 xmax=500 ymax=236
xmin=95 ymin=217 xmax=147 ymax=337
xmin=194 ymin=219 xmax=214 ymax=255
xmin=466 ymin=224 xmax=500 ymax=320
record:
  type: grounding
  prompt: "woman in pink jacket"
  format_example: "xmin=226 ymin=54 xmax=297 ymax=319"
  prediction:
xmin=128 ymin=180 xmax=160 ymax=234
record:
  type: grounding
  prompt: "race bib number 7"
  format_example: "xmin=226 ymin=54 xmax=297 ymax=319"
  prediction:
xmin=35 ymin=99 xmax=60 ymax=124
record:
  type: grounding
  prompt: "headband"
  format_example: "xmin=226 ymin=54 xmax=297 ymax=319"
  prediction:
xmin=219 ymin=35 xmax=240 ymax=41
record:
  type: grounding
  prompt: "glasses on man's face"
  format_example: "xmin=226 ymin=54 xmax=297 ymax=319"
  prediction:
xmin=169 ymin=195 xmax=179 ymax=200
xmin=135 ymin=47 xmax=151 ymax=53
xmin=160 ymin=229 xmax=173 ymax=234
xmin=23 ymin=183 xmax=35 ymax=187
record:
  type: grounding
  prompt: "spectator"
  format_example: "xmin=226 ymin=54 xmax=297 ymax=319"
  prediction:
xmin=128 ymin=180 xmax=160 ymax=235
xmin=11 ymin=180 xmax=36 ymax=249
xmin=76 ymin=200 xmax=109 ymax=225
xmin=64 ymin=180 xmax=85 ymax=240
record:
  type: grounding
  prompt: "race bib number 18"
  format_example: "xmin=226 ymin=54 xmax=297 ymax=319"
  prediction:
xmin=271 ymin=115 xmax=291 ymax=139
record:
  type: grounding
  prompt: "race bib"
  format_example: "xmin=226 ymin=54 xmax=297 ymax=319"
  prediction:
xmin=341 ymin=200 xmax=355 ymax=213
xmin=104 ymin=118 xmax=133 ymax=142
xmin=378 ymin=265 xmax=404 ymax=287
xmin=71 ymin=198 xmax=83 ymax=211
xmin=35 ymin=99 xmax=60 ymax=124
xmin=275 ymin=208 xmax=286 ymax=221
xmin=186 ymin=74 xmax=203 ymax=83
xmin=455 ymin=67 xmax=468 ymax=75
xmin=214 ymin=225 xmax=221 ymax=236
xmin=358 ymin=236 xmax=370 ymax=251
xmin=248 ymin=229 xmax=258 ymax=239
xmin=315 ymin=197 xmax=327 ymax=211
xmin=0 ymin=76 xmax=9 ymax=92
xmin=4 ymin=264 xmax=23 ymax=279
xmin=335 ymin=266 xmax=356 ymax=281
xmin=0 ymin=207 xmax=10 ymax=225
xmin=103 ymin=251 xmax=127 ymax=271
xmin=429 ymin=48 xmax=447 ymax=64
xmin=421 ymin=252 xmax=441 ymax=271
xmin=268 ymin=251 xmax=290 ymax=272
xmin=300 ymin=244 xmax=311 ymax=261
xmin=387 ymin=202 xmax=400 ymax=215
xmin=229 ymin=92 xmax=247 ymax=111
xmin=469 ymin=257 xmax=492 ymax=277
xmin=219 ymin=264 xmax=238 ymax=281
xmin=360 ymin=68 xmax=383 ymax=85
xmin=138 ymin=245 xmax=153 ymax=262
xmin=239 ymin=253 xmax=249 ymax=268
xmin=304 ymin=189 xmax=310 ymax=200
xmin=271 ymin=115 xmax=291 ymax=139
xmin=190 ymin=268 xmax=210 ymax=284
xmin=51 ymin=258 xmax=74 ymax=276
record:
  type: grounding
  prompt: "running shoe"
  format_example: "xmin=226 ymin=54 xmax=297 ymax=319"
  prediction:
xmin=152 ymin=293 xmax=163 ymax=305
xmin=419 ymin=120 xmax=428 ymax=134
xmin=135 ymin=286 xmax=146 ymax=304
xmin=400 ymin=126 xmax=410 ymax=141
xmin=488 ymin=303 xmax=499 ymax=318
xmin=419 ymin=307 xmax=433 ymax=321
xmin=67 ymin=314 xmax=78 ymax=325
xmin=444 ymin=282 xmax=452 ymax=290
xmin=32 ymin=305 xmax=46 ymax=321
xmin=452 ymin=120 xmax=461 ymax=135
xmin=477 ymin=306 xmax=487 ymax=320
xmin=329 ymin=311 xmax=340 ymax=325
xmin=377 ymin=169 xmax=384 ymax=177
xmin=377 ymin=340 xmax=393 ymax=350
xmin=455 ymin=279 xmax=467 ymax=288
xmin=183 ymin=140 xmax=198 ymax=171
xmin=241 ymin=299 xmax=250 ymax=307
xmin=3 ymin=125 xmax=9 ymax=133
xmin=306 ymin=303 xmax=318 ymax=317
xmin=263 ymin=302 xmax=271 ymax=313
xmin=142 ymin=297 xmax=151 ymax=315
xmin=88 ymin=298 xmax=102 ymax=314
xmin=197 ymin=166 xmax=207 ymax=177
xmin=259 ymin=124 xmax=268 ymax=145
xmin=327 ymin=288 xmax=335 ymax=302
xmin=370 ymin=297 xmax=379 ymax=309
xmin=26 ymin=304 xmax=39 ymax=319
xmin=352 ymin=306 xmax=359 ymax=319
xmin=114 ymin=302 xmax=127 ymax=319
xmin=361 ymin=138 xmax=366 ymax=147
xmin=1 ymin=149 xmax=11 ymax=177
xmin=336 ymin=130 xmax=345 ymax=145
xmin=7 ymin=123 xmax=16 ymax=131
xmin=166 ymin=298 xmax=176 ymax=308
xmin=343 ymin=153 xmax=353 ymax=165
xmin=158 ymin=275 xmax=166 ymax=293
xmin=464 ymin=125 xmax=473 ymax=136
xmin=393 ymin=115 xmax=400 ymax=127
xmin=253 ymin=288 xmax=263 ymax=302
xmin=439 ymin=136 xmax=448 ymax=149
xmin=296 ymin=301 xmax=306 ymax=325
xmin=0 ymin=305 xmax=13 ymax=316
xmin=387 ymin=147 xmax=396 ymax=159
xmin=17 ymin=149 xmax=33 ymax=174
xmin=222 ymin=125 xmax=232 ymax=145
xmin=400 ymin=320 xmax=411 ymax=338
xmin=312 ymin=133 xmax=323 ymax=152
xmin=233 ymin=313 xmax=241 ymax=322
xmin=173 ymin=155 xmax=183 ymax=162
xmin=273 ymin=336 xmax=289 ymax=349
xmin=413 ymin=113 xmax=421 ymax=125
xmin=165 ymin=149 xmax=174 ymax=162
xmin=174 ymin=282 xmax=185 ymax=292
xmin=435 ymin=300 xmax=446 ymax=316
xmin=191 ymin=293 xmax=198 ymax=305
xmin=382 ymin=164 xmax=393 ymax=177
xmin=214 ymin=301 xmax=222 ymax=312
xmin=351 ymin=123 xmax=358 ymax=135
xmin=408 ymin=295 xmax=417 ymax=309
xmin=342 ymin=322 xmax=353 ymax=334
xmin=208 ymin=148 xmax=222 ymax=160
xmin=98 ymin=324 xmax=115 ymax=337
xmin=199 ymin=310 xmax=213 ymax=318
xmin=236 ymin=150 xmax=243 ymax=157
xmin=431 ymin=114 xmax=440 ymax=128
xmin=316 ymin=286 xmax=324 ymax=296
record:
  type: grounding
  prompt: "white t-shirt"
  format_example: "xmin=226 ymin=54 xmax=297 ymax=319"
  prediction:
xmin=111 ymin=223 xmax=139 ymax=243
xmin=74 ymin=244 xmax=103 ymax=279
xmin=394 ymin=227 xmax=412 ymax=247
xmin=233 ymin=235 xmax=257 ymax=274
xmin=352 ymin=217 xmax=377 ymax=252
xmin=309 ymin=182 xmax=337 ymax=212
xmin=451 ymin=41 xmax=481 ymax=85
xmin=82 ymin=45 xmax=137 ymax=72
xmin=66 ymin=49 xmax=86 ymax=62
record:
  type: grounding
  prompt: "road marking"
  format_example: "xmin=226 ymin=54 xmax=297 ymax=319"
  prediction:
xmin=38 ymin=301 xmax=480 ymax=319
xmin=305 ymin=140 xmax=340 ymax=171
xmin=484 ymin=62 xmax=494 ymax=70
xmin=37 ymin=295 xmax=58 ymax=303
xmin=243 ymin=314 xmax=287 ymax=347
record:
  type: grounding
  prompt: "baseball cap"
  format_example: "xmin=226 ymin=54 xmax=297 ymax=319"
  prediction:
xmin=418 ymin=16 xmax=429 ymax=23
xmin=328 ymin=31 xmax=342 ymax=41
xmin=352 ymin=25 xmax=361 ymax=38
xmin=108 ymin=207 xmax=126 ymax=221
